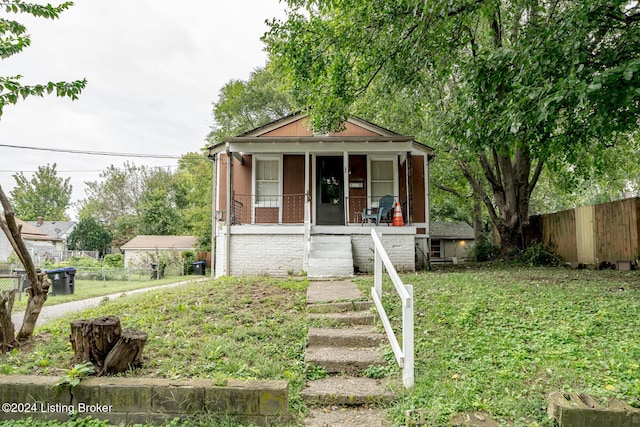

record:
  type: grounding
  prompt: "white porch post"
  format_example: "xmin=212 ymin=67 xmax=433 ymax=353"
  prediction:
xmin=303 ymin=151 xmax=311 ymax=272
xmin=210 ymin=153 xmax=217 ymax=278
xmin=225 ymin=146 xmax=232 ymax=276
xmin=343 ymin=151 xmax=349 ymax=225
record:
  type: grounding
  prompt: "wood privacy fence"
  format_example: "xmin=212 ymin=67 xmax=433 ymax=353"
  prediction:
xmin=528 ymin=197 xmax=640 ymax=265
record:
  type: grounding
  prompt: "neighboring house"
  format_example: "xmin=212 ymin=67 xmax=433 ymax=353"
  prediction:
xmin=0 ymin=218 xmax=63 ymax=263
xmin=120 ymin=235 xmax=198 ymax=268
xmin=207 ymin=112 xmax=435 ymax=277
xmin=429 ymin=221 xmax=475 ymax=263
xmin=27 ymin=218 xmax=76 ymax=252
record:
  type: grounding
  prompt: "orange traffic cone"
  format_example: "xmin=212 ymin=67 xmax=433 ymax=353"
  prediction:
xmin=392 ymin=202 xmax=404 ymax=226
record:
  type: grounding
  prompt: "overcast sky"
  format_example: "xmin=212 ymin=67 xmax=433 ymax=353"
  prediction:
xmin=0 ymin=0 xmax=286 ymax=218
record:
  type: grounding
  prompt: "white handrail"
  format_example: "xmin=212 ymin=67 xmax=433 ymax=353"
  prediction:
xmin=370 ymin=229 xmax=414 ymax=388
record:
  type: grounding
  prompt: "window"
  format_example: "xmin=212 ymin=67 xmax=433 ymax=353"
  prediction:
xmin=368 ymin=157 xmax=397 ymax=205
xmin=255 ymin=157 xmax=280 ymax=205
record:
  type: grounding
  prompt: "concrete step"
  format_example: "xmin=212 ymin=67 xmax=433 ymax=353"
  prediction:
xmin=305 ymin=346 xmax=386 ymax=375
xmin=308 ymin=250 xmax=353 ymax=259
xmin=307 ymin=267 xmax=354 ymax=279
xmin=309 ymin=310 xmax=376 ymax=326
xmin=310 ymin=235 xmax=352 ymax=245
xmin=308 ymin=257 xmax=353 ymax=268
xmin=307 ymin=327 xmax=386 ymax=348
xmin=302 ymin=376 xmax=395 ymax=406
xmin=307 ymin=300 xmax=372 ymax=314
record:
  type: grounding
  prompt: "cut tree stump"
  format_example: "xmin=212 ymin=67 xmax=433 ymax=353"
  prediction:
xmin=100 ymin=328 xmax=148 ymax=376
xmin=69 ymin=316 xmax=146 ymax=375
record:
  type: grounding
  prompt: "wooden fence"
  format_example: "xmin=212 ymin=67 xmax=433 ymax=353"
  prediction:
xmin=528 ymin=197 xmax=640 ymax=265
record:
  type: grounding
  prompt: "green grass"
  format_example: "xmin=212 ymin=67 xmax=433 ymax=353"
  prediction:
xmin=1 ymin=276 xmax=309 ymax=425
xmin=4 ymin=267 xmax=640 ymax=426
xmin=356 ymin=266 xmax=640 ymax=426
xmin=11 ymin=276 xmax=191 ymax=311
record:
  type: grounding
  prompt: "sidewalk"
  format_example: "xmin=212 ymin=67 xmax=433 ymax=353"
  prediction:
xmin=11 ymin=277 xmax=209 ymax=330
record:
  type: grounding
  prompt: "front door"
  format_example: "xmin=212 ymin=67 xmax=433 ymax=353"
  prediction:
xmin=316 ymin=156 xmax=345 ymax=225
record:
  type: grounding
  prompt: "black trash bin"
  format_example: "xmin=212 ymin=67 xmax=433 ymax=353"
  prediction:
xmin=150 ymin=263 xmax=165 ymax=279
xmin=192 ymin=261 xmax=206 ymax=275
xmin=45 ymin=267 xmax=75 ymax=295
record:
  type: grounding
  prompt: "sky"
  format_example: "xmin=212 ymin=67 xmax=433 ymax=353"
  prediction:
xmin=0 ymin=0 xmax=287 ymax=218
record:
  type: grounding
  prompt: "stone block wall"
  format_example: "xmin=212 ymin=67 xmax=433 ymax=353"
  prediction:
xmin=0 ymin=376 xmax=288 ymax=426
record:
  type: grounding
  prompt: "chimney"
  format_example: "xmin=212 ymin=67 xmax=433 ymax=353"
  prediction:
xmin=37 ymin=217 xmax=44 ymax=226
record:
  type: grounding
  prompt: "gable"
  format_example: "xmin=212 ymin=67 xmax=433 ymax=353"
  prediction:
xmin=247 ymin=113 xmax=395 ymax=138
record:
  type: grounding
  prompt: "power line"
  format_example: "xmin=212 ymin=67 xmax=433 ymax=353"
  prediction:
xmin=0 ymin=165 xmax=178 ymax=173
xmin=0 ymin=143 xmax=182 ymax=159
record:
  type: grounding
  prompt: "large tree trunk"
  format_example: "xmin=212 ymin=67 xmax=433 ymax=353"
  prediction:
xmin=0 ymin=185 xmax=51 ymax=348
xmin=458 ymin=145 xmax=543 ymax=255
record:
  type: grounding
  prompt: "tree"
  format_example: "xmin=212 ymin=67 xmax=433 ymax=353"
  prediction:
xmin=10 ymin=163 xmax=72 ymax=220
xmin=208 ymin=64 xmax=296 ymax=143
xmin=173 ymin=152 xmax=213 ymax=250
xmin=138 ymin=168 xmax=180 ymax=236
xmin=265 ymin=0 xmax=640 ymax=252
xmin=67 ymin=217 xmax=112 ymax=255
xmin=0 ymin=1 xmax=86 ymax=118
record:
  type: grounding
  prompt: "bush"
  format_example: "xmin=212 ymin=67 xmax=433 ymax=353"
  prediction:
xmin=103 ymin=254 xmax=124 ymax=268
xmin=470 ymin=233 xmax=499 ymax=262
xmin=519 ymin=241 xmax=561 ymax=267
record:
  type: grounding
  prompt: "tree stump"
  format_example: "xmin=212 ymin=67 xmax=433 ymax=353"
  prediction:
xmin=69 ymin=316 xmax=147 ymax=375
xmin=100 ymin=328 xmax=148 ymax=376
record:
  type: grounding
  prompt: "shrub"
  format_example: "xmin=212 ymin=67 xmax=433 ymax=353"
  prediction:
xmin=518 ymin=241 xmax=561 ymax=267
xmin=470 ymin=233 xmax=499 ymax=262
xmin=103 ymin=254 xmax=124 ymax=268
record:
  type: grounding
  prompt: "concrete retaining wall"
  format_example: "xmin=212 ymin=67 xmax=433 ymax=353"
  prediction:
xmin=0 ymin=375 xmax=288 ymax=426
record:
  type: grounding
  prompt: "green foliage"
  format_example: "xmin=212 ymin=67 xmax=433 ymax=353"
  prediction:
xmin=102 ymin=253 xmax=123 ymax=268
xmin=0 ymin=1 xmax=86 ymax=118
xmin=266 ymin=0 xmax=640 ymax=251
xmin=305 ymin=365 xmax=328 ymax=380
xmin=0 ymin=417 xmax=114 ymax=427
xmin=68 ymin=217 xmax=112 ymax=253
xmin=9 ymin=163 xmax=72 ymax=220
xmin=55 ymin=362 xmax=94 ymax=388
xmin=208 ymin=65 xmax=296 ymax=143
xmin=518 ymin=242 xmax=562 ymax=267
xmin=469 ymin=233 xmax=499 ymax=262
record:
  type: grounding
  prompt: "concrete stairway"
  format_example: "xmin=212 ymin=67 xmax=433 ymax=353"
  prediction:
xmin=303 ymin=281 xmax=395 ymax=419
xmin=306 ymin=235 xmax=354 ymax=278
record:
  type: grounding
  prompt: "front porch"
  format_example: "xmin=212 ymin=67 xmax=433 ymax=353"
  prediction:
xmin=214 ymin=225 xmax=417 ymax=277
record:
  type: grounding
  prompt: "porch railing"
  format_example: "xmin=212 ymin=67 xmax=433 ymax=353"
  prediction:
xmin=230 ymin=194 xmax=409 ymax=225
xmin=371 ymin=229 xmax=414 ymax=388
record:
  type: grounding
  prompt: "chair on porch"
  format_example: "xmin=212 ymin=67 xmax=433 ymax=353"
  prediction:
xmin=362 ymin=195 xmax=395 ymax=226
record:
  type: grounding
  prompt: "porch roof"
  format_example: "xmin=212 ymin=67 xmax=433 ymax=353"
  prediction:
xmin=208 ymin=136 xmax=434 ymax=157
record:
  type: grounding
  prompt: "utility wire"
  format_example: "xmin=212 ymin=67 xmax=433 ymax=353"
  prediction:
xmin=0 ymin=143 xmax=182 ymax=159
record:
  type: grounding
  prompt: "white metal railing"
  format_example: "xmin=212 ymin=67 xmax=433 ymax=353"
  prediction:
xmin=371 ymin=229 xmax=414 ymax=388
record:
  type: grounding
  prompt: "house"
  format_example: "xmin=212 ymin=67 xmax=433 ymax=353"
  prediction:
xmin=0 ymin=218 xmax=63 ymax=263
xmin=207 ymin=112 xmax=435 ymax=277
xmin=429 ymin=221 xmax=475 ymax=263
xmin=27 ymin=218 xmax=76 ymax=252
xmin=120 ymin=235 xmax=198 ymax=268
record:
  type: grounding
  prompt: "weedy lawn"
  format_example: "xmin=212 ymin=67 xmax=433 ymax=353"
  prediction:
xmin=355 ymin=266 xmax=640 ymax=426
xmin=2 ymin=267 xmax=639 ymax=427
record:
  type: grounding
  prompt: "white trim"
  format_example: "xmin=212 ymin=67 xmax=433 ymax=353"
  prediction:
xmin=252 ymin=154 xmax=283 ymax=224
xmin=226 ymin=140 xmax=415 ymax=155
xmin=367 ymin=155 xmax=399 ymax=208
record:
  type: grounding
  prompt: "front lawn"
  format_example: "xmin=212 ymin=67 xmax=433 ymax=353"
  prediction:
xmin=3 ymin=267 xmax=639 ymax=426
xmin=356 ymin=266 xmax=640 ymax=426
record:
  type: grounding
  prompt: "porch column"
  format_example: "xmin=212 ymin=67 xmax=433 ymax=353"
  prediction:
xmin=225 ymin=146 xmax=233 ymax=276
xmin=343 ymin=151 xmax=349 ymax=225
xmin=303 ymin=151 xmax=311 ymax=272
xmin=210 ymin=153 xmax=217 ymax=278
